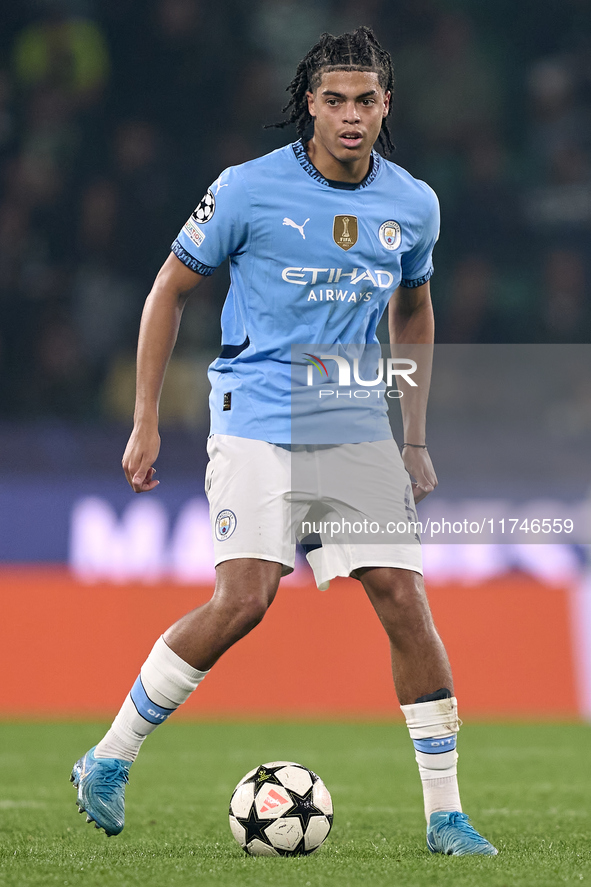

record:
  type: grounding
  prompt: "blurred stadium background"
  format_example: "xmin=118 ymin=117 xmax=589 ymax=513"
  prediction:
xmin=1 ymin=0 xmax=591 ymax=721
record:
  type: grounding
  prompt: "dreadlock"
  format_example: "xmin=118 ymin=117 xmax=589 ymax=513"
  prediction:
xmin=268 ymin=26 xmax=395 ymax=154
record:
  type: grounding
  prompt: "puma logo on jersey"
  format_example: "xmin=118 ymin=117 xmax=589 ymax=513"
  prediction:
xmin=215 ymin=181 xmax=229 ymax=195
xmin=283 ymin=217 xmax=310 ymax=239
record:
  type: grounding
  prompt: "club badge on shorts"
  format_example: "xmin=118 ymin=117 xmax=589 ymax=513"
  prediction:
xmin=215 ymin=509 xmax=237 ymax=541
xmin=379 ymin=220 xmax=401 ymax=250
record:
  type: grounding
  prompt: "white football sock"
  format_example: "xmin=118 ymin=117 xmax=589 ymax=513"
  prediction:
xmin=95 ymin=636 xmax=209 ymax=762
xmin=400 ymin=696 xmax=462 ymax=821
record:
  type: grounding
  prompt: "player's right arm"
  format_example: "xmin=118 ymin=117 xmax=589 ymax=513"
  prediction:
xmin=122 ymin=253 xmax=204 ymax=493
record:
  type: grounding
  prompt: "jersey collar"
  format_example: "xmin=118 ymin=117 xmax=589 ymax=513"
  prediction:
xmin=292 ymin=139 xmax=380 ymax=189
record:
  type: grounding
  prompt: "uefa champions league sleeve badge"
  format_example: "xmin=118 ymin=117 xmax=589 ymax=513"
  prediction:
xmin=192 ymin=188 xmax=216 ymax=224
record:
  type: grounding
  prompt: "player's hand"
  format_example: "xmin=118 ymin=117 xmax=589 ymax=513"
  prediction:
xmin=402 ymin=446 xmax=437 ymax=503
xmin=122 ymin=424 xmax=161 ymax=493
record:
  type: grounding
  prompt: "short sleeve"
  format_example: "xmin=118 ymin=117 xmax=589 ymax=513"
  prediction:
xmin=400 ymin=184 xmax=440 ymax=288
xmin=171 ymin=166 xmax=250 ymax=276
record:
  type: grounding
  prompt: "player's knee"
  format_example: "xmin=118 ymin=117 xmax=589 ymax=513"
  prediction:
xmin=363 ymin=571 xmax=435 ymax=636
xmin=364 ymin=569 xmax=423 ymax=604
xmin=214 ymin=585 xmax=271 ymax=628
xmin=211 ymin=561 xmax=279 ymax=637
xmin=231 ymin=592 xmax=271 ymax=635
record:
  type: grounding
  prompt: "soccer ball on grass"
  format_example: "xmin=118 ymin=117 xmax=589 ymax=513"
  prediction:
xmin=229 ymin=761 xmax=333 ymax=856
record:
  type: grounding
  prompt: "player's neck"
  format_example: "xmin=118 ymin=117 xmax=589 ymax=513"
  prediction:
xmin=305 ymin=137 xmax=372 ymax=184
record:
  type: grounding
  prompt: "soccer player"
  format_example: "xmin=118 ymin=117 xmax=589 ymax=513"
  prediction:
xmin=71 ymin=27 xmax=497 ymax=856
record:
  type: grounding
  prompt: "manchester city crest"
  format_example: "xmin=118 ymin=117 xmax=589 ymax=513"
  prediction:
xmin=215 ymin=509 xmax=237 ymax=541
xmin=378 ymin=220 xmax=401 ymax=250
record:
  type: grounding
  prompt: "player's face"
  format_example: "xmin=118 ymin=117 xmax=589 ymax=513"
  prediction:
xmin=306 ymin=70 xmax=390 ymax=170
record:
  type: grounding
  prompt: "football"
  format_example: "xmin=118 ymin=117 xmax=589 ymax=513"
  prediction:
xmin=229 ymin=761 xmax=333 ymax=856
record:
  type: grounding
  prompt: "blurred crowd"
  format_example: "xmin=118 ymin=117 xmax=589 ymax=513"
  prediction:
xmin=1 ymin=0 xmax=590 ymax=422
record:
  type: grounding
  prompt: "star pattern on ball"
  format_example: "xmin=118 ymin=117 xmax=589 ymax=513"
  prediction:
xmin=235 ymin=801 xmax=274 ymax=848
xmin=253 ymin=767 xmax=325 ymax=838
xmin=288 ymin=786 xmax=322 ymax=832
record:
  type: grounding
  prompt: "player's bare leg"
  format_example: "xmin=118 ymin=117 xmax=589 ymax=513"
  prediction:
xmin=71 ymin=558 xmax=281 ymax=835
xmin=164 ymin=558 xmax=283 ymax=669
xmin=359 ymin=565 xmax=497 ymax=856
xmin=358 ymin=566 xmax=452 ymax=705
xmin=97 ymin=557 xmax=281 ymax=759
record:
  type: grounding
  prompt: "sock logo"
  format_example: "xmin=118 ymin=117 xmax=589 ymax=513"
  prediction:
xmin=413 ymin=736 xmax=456 ymax=754
xmin=130 ymin=676 xmax=175 ymax=726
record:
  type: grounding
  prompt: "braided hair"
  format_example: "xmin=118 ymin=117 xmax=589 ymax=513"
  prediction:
xmin=269 ymin=26 xmax=395 ymax=154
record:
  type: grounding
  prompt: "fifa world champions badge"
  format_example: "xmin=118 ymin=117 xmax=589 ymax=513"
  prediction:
xmin=215 ymin=509 xmax=237 ymax=541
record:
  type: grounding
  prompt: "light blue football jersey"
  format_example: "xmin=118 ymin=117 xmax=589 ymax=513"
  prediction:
xmin=172 ymin=140 xmax=439 ymax=444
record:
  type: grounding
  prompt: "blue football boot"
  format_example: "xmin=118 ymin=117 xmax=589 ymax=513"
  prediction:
xmin=427 ymin=811 xmax=498 ymax=856
xmin=70 ymin=746 xmax=131 ymax=836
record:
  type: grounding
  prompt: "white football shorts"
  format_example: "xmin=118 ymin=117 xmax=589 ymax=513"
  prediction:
xmin=205 ymin=434 xmax=423 ymax=589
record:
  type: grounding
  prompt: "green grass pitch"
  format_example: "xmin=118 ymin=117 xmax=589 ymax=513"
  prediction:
xmin=0 ymin=721 xmax=589 ymax=887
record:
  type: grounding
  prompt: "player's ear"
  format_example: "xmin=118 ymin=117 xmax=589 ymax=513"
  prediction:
xmin=383 ymin=90 xmax=391 ymax=117
xmin=306 ymin=90 xmax=316 ymax=118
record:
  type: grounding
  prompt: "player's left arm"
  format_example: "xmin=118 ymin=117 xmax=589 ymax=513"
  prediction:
xmin=388 ymin=281 xmax=437 ymax=503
